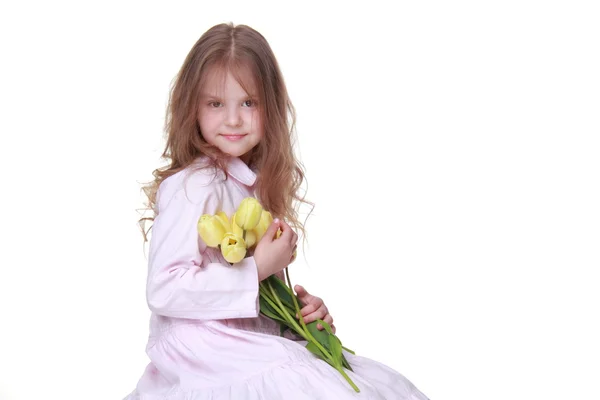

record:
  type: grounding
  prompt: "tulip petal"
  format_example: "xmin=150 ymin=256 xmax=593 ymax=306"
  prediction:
xmin=198 ymin=214 xmax=227 ymax=247
xmin=220 ymin=233 xmax=247 ymax=263
xmin=235 ymin=197 xmax=263 ymax=230
xmin=215 ymin=211 xmax=231 ymax=233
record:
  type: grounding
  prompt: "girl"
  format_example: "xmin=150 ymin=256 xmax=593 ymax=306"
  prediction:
xmin=125 ymin=22 xmax=428 ymax=400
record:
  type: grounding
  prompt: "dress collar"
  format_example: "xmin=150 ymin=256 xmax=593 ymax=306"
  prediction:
xmin=226 ymin=156 xmax=257 ymax=187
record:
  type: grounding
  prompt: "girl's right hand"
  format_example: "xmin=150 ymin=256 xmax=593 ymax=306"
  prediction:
xmin=253 ymin=219 xmax=298 ymax=281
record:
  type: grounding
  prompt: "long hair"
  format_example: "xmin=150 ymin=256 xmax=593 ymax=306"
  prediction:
xmin=140 ymin=22 xmax=312 ymax=241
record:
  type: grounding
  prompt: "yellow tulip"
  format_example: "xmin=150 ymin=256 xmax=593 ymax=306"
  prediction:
xmin=197 ymin=214 xmax=227 ymax=247
xmin=235 ymin=198 xmax=263 ymax=230
xmin=231 ymin=212 xmax=244 ymax=237
xmin=231 ymin=212 xmax=257 ymax=247
xmin=254 ymin=210 xmax=273 ymax=242
xmin=291 ymin=248 xmax=297 ymax=263
xmin=215 ymin=211 xmax=232 ymax=233
xmin=220 ymin=233 xmax=247 ymax=263
xmin=244 ymin=230 xmax=257 ymax=248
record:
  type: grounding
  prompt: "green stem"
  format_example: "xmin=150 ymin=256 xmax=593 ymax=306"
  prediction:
xmin=338 ymin=367 xmax=360 ymax=392
xmin=259 ymin=283 xmax=284 ymax=313
xmin=259 ymin=285 xmax=302 ymax=330
xmin=259 ymin=282 xmax=295 ymax=316
xmin=259 ymin=284 xmax=274 ymax=306
xmin=260 ymin=280 xmax=360 ymax=393
xmin=266 ymin=280 xmax=309 ymax=337
xmin=284 ymin=268 xmax=310 ymax=336
xmin=266 ymin=279 xmax=335 ymax=365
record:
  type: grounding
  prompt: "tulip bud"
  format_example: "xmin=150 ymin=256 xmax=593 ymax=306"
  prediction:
xmin=215 ymin=211 xmax=232 ymax=233
xmin=291 ymin=248 xmax=297 ymax=263
xmin=244 ymin=230 xmax=257 ymax=248
xmin=254 ymin=210 xmax=273 ymax=242
xmin=231 ymin=212 xmax=244 ymax=237
xmin=231 ymin=212 xmax=257 ymax=247
xmin=220 ymin=233 xmax=247 ymax=263
xmin=197 ymin=214 xmax=227 ymax=247
xmin=235 ymin=198 xmax=263 ymax=230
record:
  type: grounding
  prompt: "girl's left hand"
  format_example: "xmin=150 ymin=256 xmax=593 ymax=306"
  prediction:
xmin=294 ymin=284 xmax=336 ymax=334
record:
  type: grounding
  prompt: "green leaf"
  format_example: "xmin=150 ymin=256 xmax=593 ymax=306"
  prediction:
xmin=342 ymin=357 xmax=351 ymax=370
xmin=267 ymin=275 xmax=296 ymax=310
xmin=259 ymin=296 xmax=288 ymax=324
xmin=305 ymin=342 xmax=325 ymax=361
xmin=306 ymin=321 xmax=351 ymax=369
xmin=306 ymin=320 xmax=332 ymax=351
xmin=306 ymin=343 xmax=338 ymax=369
xmin=261 ymin=276 xmax=356 ymax=373
xmin=314 ymin=318 xmax=354 ymax=369
xmin=328 ymin=334 xmax=343 ymax=368
xmin=316 ymin=318 xmax=334 ymax=334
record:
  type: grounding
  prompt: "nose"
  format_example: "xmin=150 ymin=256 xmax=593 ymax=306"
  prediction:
xmin=225 ymin=106 xmax=243 ymax=127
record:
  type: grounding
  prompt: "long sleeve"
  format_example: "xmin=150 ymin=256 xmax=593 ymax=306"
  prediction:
xmin=146 ymin=175 xmax=260 ymax=320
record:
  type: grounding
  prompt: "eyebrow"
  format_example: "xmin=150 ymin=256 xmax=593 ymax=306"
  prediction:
xmin=200 ymin=93 xmax=258 ymax=98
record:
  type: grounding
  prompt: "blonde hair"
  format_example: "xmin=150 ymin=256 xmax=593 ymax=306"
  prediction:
xmin=139 ymin=22 xmax=312 ymax=241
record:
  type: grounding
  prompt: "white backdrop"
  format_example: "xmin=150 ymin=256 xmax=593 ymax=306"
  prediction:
xmin=1 ymin=1 xmax=599 ymax=399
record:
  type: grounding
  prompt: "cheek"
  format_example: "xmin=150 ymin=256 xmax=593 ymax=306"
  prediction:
xmin=198 ymin=113 xmax=220 ymax=135
xmin=251 ymin=112 xmax=264 ymax=135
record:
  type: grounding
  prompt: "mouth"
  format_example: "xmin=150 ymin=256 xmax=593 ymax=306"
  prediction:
xmin=221 ymin=134 xmax=247 ymax=142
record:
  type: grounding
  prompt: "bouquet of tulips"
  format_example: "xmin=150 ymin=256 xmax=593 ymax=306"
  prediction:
xmin=197 ymin=197 xmax=360 ymax=392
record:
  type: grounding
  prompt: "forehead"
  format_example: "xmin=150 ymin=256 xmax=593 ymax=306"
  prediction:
xmin=201 ymin=65 xmax=259 ymax=96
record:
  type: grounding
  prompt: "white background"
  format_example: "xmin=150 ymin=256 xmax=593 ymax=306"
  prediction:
xmin=1 ymin=1 xmax=598 ymax=399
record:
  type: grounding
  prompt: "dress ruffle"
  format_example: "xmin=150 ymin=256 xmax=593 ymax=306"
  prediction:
xmin=124 ymin=319 xmax=428 ymax=400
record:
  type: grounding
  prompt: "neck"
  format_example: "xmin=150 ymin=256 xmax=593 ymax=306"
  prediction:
xmin=240 ymin=152 xmax=251 ymax=165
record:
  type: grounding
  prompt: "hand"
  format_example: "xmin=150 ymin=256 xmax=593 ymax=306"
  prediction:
xmin=253 ymin=219 xmax=298 ymax=281
xmin=294 ymin=285 xmax=336 ymax=334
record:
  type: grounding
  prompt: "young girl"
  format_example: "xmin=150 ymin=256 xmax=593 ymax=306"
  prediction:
xmin=125 ymin=22 xmax=428 ymax=400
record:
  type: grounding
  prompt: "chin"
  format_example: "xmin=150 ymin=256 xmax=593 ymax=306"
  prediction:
xmin=220 ymin=148 xmax=245 ymax=157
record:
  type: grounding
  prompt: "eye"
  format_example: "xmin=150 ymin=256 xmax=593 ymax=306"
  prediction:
xmin=242 ymin=99 xmax=255 ymax=107
xmin=209 ymin=101 xmax=222 ymax=108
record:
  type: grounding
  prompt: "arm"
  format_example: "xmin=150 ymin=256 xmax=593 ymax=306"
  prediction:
xmin=146 ymin=180 xmax=259 ymax=320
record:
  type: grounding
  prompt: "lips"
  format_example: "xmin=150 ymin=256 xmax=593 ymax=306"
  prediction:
xmin=221 ymin=134 xmax=247 ymax=142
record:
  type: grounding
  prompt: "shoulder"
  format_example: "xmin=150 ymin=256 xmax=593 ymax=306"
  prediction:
xmin=156 ymin=157 xmax=226 ymax=212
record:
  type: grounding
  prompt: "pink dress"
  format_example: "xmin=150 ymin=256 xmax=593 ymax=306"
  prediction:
xmin=124 ymin=157 xmax=428 ymax=400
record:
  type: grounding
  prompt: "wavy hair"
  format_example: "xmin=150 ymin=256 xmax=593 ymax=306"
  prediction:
xmin=140 ymin=22 xmax=312 ymax=241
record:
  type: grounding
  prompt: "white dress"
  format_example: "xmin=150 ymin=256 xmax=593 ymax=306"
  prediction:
xmin=124 ymin=157 xmax=429 ymax=399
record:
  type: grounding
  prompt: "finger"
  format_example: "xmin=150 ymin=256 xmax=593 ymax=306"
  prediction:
xmin=262 ymin=219 xmax=281 ymax=242
xmin=331 ymin=324 xmax=336 ymax=334
xmin=279 ymin=220 xmax=296 ymax=243
xmin=294 ymin=284 xmax=306 ymax=297
xmin=294 ymin=285 xmax=311 ymax=300
xmin=300 ymin=294 xmax=322 ymax=309
xmin=303 ymin=304 xmax=328 ymax=324
xmin=295 ymin=285 xmax=315 ymax=303
xmin=298 ymin=303 xmax=317 ymax=317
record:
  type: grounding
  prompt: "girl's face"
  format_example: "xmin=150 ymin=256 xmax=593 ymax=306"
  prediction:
xmin=198 ymin=68 xmax=263 ymax=163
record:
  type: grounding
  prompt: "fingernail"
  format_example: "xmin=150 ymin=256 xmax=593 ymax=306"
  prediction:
xmin=274 ymin=218 xmax=280 ymax=223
